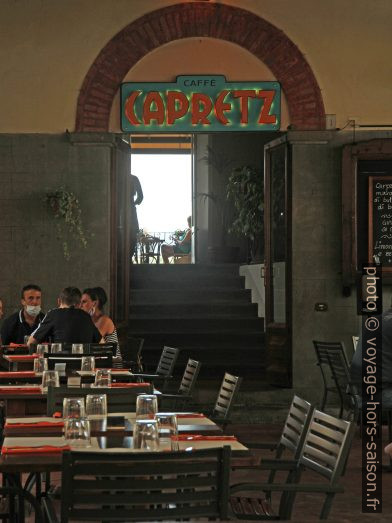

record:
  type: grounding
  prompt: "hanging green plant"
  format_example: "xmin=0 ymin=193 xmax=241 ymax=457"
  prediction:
xmin=227 ymin=165 xmax=264 ymax=261
xmin=44 ymin=186 xmax=88 ymax=260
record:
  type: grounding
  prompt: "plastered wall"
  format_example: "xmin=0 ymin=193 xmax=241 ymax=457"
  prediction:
xmin=0 ymin=134 xmax=112 ymax=317
xmin=0 ymin=0 xmax=391 ymax=132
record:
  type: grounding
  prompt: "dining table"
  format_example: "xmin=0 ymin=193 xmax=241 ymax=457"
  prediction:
xmin=0 ymin=377 xmax=154 ymax=416
xmin=0 ymin=413 xmax=249 ymax=475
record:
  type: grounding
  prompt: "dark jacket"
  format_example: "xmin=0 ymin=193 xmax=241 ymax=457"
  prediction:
xmin=31 ymin=307 xmax=101 ymax=344
xmin=0 ymin=309 xmax=45 ymax=345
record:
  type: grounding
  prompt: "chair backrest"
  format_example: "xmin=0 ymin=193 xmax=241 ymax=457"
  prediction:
xmin=300 ymin=409 xmax=354 ymax=482
xmin=212 ymin=372 xmax=242 ymax=421
xmin=277 ymin=409 xmax=354 ymax=520
xmin=313 ymin=340 xmax=349 ymax=388
xmin=89 ymin=342 xmax=117 ymax=356
xmin=46 ymin=383 xmax=153 ymax=415
xmin=327 ymin=348 xmax=359 ymax=416
xmin=44 ymin=351 xmax=112 ymax=370
xmin=178 ymin=358 xmax=201 ymax=396
xmin=122 ymin=336 xmax=144 ymax=371
xmin=155 ymin=346 xmax=179 ymax=377
xmin=313 ymin=340 xmax=349 ymax=367
xmin=352 ymin=335 xmax=359 ymax=351
xmin=139 ymin=235 xmax=162 ymax=264
xmin=60 ymin=447 xmax=231 ymax=522
xmin=277 ymin=395 xmax=313 ymax=457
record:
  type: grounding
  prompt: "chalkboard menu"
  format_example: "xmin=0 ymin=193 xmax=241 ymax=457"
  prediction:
xmin=369 ymin=176 xmax=392 ymax=269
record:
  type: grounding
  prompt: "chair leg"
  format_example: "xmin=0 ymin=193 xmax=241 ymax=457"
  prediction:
xmin=320 ymin=388 xmax=328 ymax=410
xmin=320 ymin=493 xmax=335 ymax=519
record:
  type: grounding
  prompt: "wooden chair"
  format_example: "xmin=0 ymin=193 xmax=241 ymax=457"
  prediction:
xmin=326 ymin=349 xmax=360 ymax=421
xmin=234 ymin=395 xmax=314 ymax=496
xmin=46 ymin=384 xmax=153 ymax=415
xmin=173 ymin=252 xmax=191 ymax=264
xmin=139 ymin=235 xmax=164 ymax=264
xmin=88 ymin=342 xmax=117 ymax=356
xmin=120 ymin=336 xmax=144 ymax=372
xmin=208 ymin=372 xmax=242 ymax=430
xmin=158 ymin=358 xmax=201 ymax=410
xmin=313 ymin=341 xmax=350 ymax=416
xmin=230 ymin=409 xmax=355 ymax=520
xmin=155 ymin=345 xmax=179 ymax=376
xmin=149 ymin=345 xmax=180 ymax=391
xmin=0 ymin=484 xmax=44 ymax=522
xmin=42 ymin=447 xmax=231 ymax=522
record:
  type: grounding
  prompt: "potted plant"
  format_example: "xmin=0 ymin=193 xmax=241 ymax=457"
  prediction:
xmin=226 ymin=165 xmax=264 ymax=262
xmin=44 ymin=186 xmax=88 ymax=260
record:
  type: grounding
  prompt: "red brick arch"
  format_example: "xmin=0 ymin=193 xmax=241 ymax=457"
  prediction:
xmin=76 ymin=2 xmax=325 ymax=131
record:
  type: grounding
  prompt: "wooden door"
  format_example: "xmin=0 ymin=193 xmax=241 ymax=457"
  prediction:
xmin=264 ymin=136 xmax=292 ymax=387
xmin=110 ymin=138 xmax=131 ymax=325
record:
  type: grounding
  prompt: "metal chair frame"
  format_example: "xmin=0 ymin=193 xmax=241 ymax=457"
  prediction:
xmin=313 ymin=340 xmax=350 ymax=416
xmin=230 ymin=409 xmax=355 ymax=520
xmin=159 ymin=358 xmax=201 ymax=410
xmin=210 ymin=372 xmax=242 ymax=430
xmin=42 ymin=447 xmax=231 ymax=522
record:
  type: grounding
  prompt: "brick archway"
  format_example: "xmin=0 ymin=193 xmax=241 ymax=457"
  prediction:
xmin=76 ymin=2 xmax=325 ymax=131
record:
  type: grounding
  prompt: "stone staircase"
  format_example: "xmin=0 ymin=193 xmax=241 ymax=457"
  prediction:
xmin=129 ymin=264 xmax=265 ymax=384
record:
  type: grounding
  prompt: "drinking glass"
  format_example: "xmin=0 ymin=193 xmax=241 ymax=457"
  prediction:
xmin=94 ymin=369 xmax=111 ymax=387
xmin=64 ymin=418 xmax=91 ymax=447
xmin=41 ymin=370 xmax=60 ymax=392
xmin=81 ymin=356 xmax=95 ymax=372
xmin=155 ymin=412 xmax=179 ymax=451
xmin=51 ymin=343 xmax=62 ymax=353
xmin=86 ymin=394 xmax=107 ymax=419
xmin=63 ymin=397 xmax=86 ymax=419
xmin=33 ymin=357 xmax=48 ymax=374
xmin=72 ymin=343 xmax=84 ymax=354
xmin=55 ymin=363 xmax=66 ymax=377
xmin=136 ymin=394 xmax=158 ymax=420
xmin=133 ymin=419 xmax=159 ymax=451
xmin=36 ymin=344 xmax=49 ymax=355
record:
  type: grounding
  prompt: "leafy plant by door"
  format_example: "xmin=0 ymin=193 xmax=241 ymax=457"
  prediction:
xmin=44 ymin=186 xmax=88 ymax=260
xmin=227 ymin=165 xmax=264 ymax=261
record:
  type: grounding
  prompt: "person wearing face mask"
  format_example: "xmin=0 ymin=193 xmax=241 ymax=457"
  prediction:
xmin=0 ymin=284 xmax=45 ymax=345
xmin=28 ymin=286 xmax=102 ymax=346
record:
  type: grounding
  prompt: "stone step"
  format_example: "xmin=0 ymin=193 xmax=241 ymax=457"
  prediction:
xmin=131 ymin=276 xmax=245 ymax=289
xmin=130 ymin=288 xmax=252 ymax=304
xmin=128 ymin=317 xmax=264 ymax=333
xmin=130 ymin=302 xmax=258 ymax=316
xmin=131 ymin=263 xmax=241 ymax=276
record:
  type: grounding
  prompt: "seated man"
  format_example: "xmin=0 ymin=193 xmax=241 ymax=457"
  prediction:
xmin=28 ymin=286 xmax=102 ymax=346
xmin=0 ymin=284 xmax=45 ymax=344
xmin=350 ymin=304 xmax=392 ymax=407
xmin=161 ymin=216 xmax=192 ymax=264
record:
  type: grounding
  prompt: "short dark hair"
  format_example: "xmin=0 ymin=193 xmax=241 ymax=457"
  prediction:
xmin=82 ymin=288 xmax=98 ymax=301
xmin=59 ymin=287 xmax=82 ymax=307
xmin=92 ymin=287 xmax=107 ymax=309
xmin=21 ymin=284 xmax=42 ymax=298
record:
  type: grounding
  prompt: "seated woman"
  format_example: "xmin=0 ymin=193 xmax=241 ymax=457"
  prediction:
xmin=80 ymin=287 xmax=121 ymax=358
xmin=161 ymin=216 xmax=192 ymax=264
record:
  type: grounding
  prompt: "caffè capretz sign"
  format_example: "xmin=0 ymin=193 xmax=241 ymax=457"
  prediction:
xmin=121 ymin=75 xmax=280 ymax=132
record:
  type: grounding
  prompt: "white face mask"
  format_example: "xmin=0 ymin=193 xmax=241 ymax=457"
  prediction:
xmin=89 ymin=307 xmax=95 ymax=317
xmin=25 ymin=305 xmax=41 ymax=317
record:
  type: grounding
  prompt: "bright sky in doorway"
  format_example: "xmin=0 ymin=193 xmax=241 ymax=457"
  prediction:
xmin=131 ymin=154 xmax=192 ymax=236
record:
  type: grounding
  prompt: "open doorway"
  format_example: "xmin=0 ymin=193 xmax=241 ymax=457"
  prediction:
xmin=130 ymin=135 xmax=193 ymax=264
